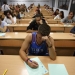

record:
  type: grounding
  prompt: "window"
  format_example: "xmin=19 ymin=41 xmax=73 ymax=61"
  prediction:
xmin=70 ymin=0 xmax=75 ymax=13
xmin=58 ymin=0 xmax=70 ymax=10
xmin=52 ymin=0 xmax=55 ymax=7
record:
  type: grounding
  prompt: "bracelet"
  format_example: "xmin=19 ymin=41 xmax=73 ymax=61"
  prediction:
xmin=25 ymin=58 xmax=30 ymax=64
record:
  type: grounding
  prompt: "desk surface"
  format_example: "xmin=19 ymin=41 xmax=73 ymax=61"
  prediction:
xmin=7 ymin=24 xmax=73 ymax=28
xmin=0 ymin=32 xmax=75 ymax=40
xmin=0 ymin=55 xmax=75 ymax=75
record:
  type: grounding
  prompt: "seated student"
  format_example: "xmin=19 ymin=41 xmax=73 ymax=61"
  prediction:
xmin=19 ymin=24 xmax=56 ymax=68
xmin=20 ymin=11 xmax=25 ymax=18
xmin=33 ymin=10 xmax=43 ymax=18
xmin=53 ymin=9 xmax=59 ymax=17
xmin=16 ymin=11 xmax=21 ymax=19
xmin=63 ymin=11 xmax=75 ymax=24
xmin=54 ymin=11 xmax=64 ymax=22
xmin=70 ymin=26 xmax=75 ymax=34
xmin=0 ymin=15 xmax=8 ymax=32
xmin=26 ymin=14 xmax=46 ymax=33
xmin=3 ymin=10 xmax=16 ymax=24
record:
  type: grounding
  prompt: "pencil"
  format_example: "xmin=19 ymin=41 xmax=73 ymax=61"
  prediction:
xmin=2 ymin=69 xmax=8 ymax=75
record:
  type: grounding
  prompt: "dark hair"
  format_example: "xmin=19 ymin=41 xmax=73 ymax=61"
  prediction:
xmin=69 ymin=11 xmax=74 ymax=19
xmin=33 ymin=14 xmax=41 ymax=18
xmin=60 ymin=11 xmax=64 ymax=19
xmin=54 ymin=9 xmax=59 ymax=16
xmin=56 ymin=9 xmax=59 ymax=11
xmin=38 ymin=24 xmax=51 ymax=36
xmin=3 ymin=1 xmax=7 ymax=4
xmin=6 ymin=10 xmax=13 ymax=18
xmin=36 ymin=10 xmax=40 ymax=14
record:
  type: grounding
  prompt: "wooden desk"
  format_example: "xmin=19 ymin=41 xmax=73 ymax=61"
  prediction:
xmin=7 ymin=24 xmax=73 ymax=32
xmin=0 ymin=32 xmax=75 ymax=55
xmin=17 ymin=19 xmax=31 ymax=24
xmin=0 ymin=55 xmax=75 ymax=75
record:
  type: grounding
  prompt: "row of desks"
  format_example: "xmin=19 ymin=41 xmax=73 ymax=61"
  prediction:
xmin=7 ymin=24 xmax=73 ymax=32
xmin=0 ymin=55 xmax=75 ymax=75
xmin=0 ymin=32 xmax=75 ymax=55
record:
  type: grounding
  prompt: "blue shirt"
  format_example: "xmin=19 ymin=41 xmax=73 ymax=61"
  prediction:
xmin=28 ymin=32 xmax=49 ymax=56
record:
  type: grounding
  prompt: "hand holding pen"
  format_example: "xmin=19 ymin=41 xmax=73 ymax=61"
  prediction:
xmin=27 ymin=59 xmax=39 ymax=68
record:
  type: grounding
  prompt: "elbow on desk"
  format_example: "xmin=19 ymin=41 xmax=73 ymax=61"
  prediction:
xmin=50 ymin=54 xmax=56 ymax=60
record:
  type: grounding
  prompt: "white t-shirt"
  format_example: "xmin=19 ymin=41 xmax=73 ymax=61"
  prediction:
xmin=54 ymin=15 xmax=63 ymax=22
xmin=54 ymin=15 xmax=61 ymax=19
xmin=20 ymin=12 xmax=24 ymax=18
xmin=1 ymin=4 xmax=10 ymax=11
xmin=4 ymin=16 xmax=16 ymax=24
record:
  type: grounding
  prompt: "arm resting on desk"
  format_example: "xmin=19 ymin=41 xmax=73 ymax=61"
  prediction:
xmin=0 ymin=26 xmax=7 ymax=32
xmin=19 ymin=34 xmax=38 ymax=68
xmin=19 ymin=34 xmax=31 ymax=61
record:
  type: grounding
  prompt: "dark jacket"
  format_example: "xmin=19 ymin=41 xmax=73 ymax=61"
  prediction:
xmin=70 ymin=26 xmax=75 ymax=34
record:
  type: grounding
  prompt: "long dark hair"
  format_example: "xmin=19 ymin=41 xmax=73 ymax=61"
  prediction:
xmin=60 ymin=11 xmax=64 ymax=19
xmin=6 ymin=10 xmax=13 ymax=19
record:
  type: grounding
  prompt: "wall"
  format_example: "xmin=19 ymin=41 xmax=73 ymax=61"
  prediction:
xmin=7 ymin=0 xmax=52 ymax=7
xmin=53 ymin=0 xmax=72 ymax=17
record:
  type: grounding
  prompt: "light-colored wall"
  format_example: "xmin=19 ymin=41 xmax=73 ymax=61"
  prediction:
xmin=7 ymin=0 xmax=52 ymax=7
xmin=53 ymin=0 xmax=72 ymax=17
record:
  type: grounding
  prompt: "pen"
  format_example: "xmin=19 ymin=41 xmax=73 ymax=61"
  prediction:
xmin=30 ymin=60 xmax=38 ymax=65
xmin=2 ymin=69 xmax=8 ymax=75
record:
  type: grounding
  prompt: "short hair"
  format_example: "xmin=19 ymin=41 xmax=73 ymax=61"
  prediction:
xmin=3 ymin=1 xmax=7 ymax=4
xmin=38 ymin=24 xmax=51 ymax=36
xmin=32 ymin=14 xmax=41 ymax=18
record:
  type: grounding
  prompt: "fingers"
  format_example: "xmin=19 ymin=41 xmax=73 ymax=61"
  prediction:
xmin=32 ymin=61 xmax=38 ymax=65
xmin=32 ymin=63 xmax=38 ymax=68
xmin=28 ymin=60 xmax=39 ymax=68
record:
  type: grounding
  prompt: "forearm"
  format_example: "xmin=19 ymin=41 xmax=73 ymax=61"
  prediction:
xmin=10 ymin=18 xmax=14 ymax=24
xmin=48 ymin=47 xmax=56 ymax=60
xmin=19 ymin=50 xmax=28 ymax=62
xmin=0 ymin=28 xmax=6 ymax=32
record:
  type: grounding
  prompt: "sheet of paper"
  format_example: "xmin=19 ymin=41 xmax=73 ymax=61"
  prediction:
xmin=25 ymin=57 xmax=48 ymax=75
xmin=0 ymin=33 xmax=6 ymax=36
xmin=48 ymin=64 xmax=69 ymax=75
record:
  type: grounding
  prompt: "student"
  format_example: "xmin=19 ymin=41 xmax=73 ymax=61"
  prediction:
xmin=33 ymin=10 xmax=43 ymax=18
xmin=54 ymin=11 xmax=64 ymax=22
xmin=63 ymin=11 xmax=75 ymax=24
xmin=1 ymin=1 xmax=10 ymax=15
xmin=26 ymin=14 xmax=46 ymax=33
xmin=70 ymin=26 xmax=75 ymax=34
xmin=0 ymin=15 xmax=8 ymax=32
xmin=4 ymin=10 xmax=16 ymax=24
xmin=20 ymin=11 xmax=25 ymax=18
xmin=53 ymin=9 xmax=59 ymax=16
xmin=19 ymin=24 xmax=56 ymax=68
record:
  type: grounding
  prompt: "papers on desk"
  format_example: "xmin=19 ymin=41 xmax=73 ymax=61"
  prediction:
xmin=48 ymin=64 xmax=69 ymax=75
xmin=25 ymin=57 xmax=48 ymax=75
xmin=0 ymin=33 xmax=6 ymax=36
